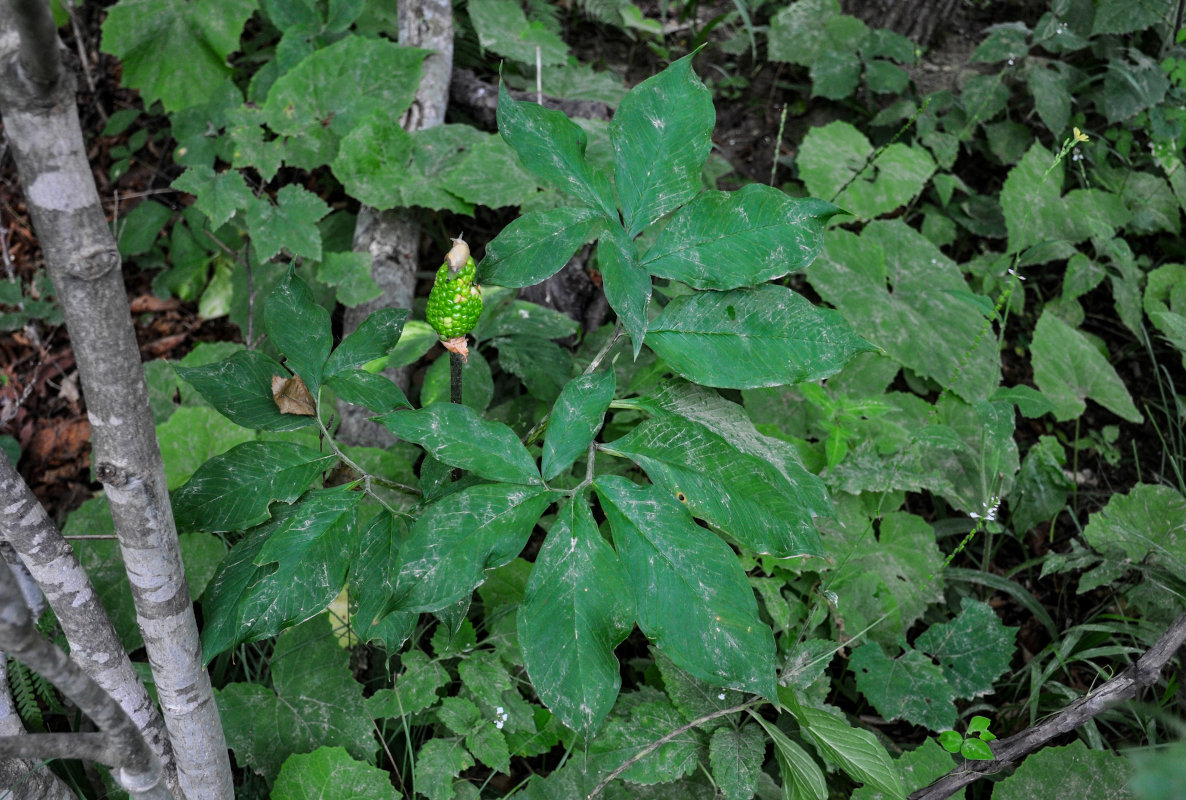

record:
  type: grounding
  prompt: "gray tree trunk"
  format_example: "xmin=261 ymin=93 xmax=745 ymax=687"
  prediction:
xmin=338 ymin=0 xmax=454 ymax=445
xmin=841 ymin=0 xmax=959 ymax=49
xmin=0 ymin=4 xmax=232 ymax=798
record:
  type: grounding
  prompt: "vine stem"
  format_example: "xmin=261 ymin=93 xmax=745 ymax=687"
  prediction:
xmin=449 ymin=351 xmax=464 ymax=405
xmin=584 ymin=699 xmax=764 ymax=800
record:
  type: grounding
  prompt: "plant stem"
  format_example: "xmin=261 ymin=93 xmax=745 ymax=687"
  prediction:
xmin=449 ymin=351 xmax=464 ymax=405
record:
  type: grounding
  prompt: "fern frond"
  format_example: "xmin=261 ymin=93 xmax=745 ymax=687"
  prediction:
xmin=7 ymin=659 xmax=44 ymax=733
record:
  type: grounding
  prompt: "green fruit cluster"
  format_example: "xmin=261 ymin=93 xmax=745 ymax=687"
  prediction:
xmin=426 ymin=256 xmax=482 ymax=339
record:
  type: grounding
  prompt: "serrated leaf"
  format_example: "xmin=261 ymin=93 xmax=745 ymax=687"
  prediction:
xmin=808 ymin=221 xmax=1000 ymax=402
xmin=317 ymin=251 xmax=381 ymax=307
xmin=605 ymin=408 xmax=826 ymax=557
xmin=1031 ymin=311 xmax=1142 ymax=423
xmin=610 ymin=52 xmax=714 ymax=237
xmin=176 ymin=350 xmax=317 ymax=431
xmin=709 ymin=725 xmax=765 ymax=800
xmin=850 ymin=644 xmax=957 ymax=731
xmin=247 ymin=185 xmax=331 ymax=262
xmin=171 ymin=166 xmax=254 ymax=229
xmin=468 ymin=0 xmax=569 ymax=65
xmin=201 ymin=488 xmax=360 ymax=660
xmin=414 ymin=738 xmax=475 ymax=800
xmin=1026 ymin=62 xmax=1071 ymax=135
xmin=541 ymin=370 xmax=616 ymax=481
xmin=366 ymin=650 xmax=449 ymax=719
xmin=519 ymin=499 xmax=633 ymax=738
xmin=273 ymin=746 xmax=402 ymax=800
xmin=591 ymin=700 xmax=700 ymax=785
xmin=477 ymin=206 xmax=606 ymax=288
xmin=101 ymin=0 xmax=255 ymax=112
xmin=795 ymin=706 xmax=906 ymax=799
xmin=640 ymin=186 xmax=839 ymax=289
xmin=1082 ymin=483 xmax=1186 ymax=568
xmin=263 ymin=37 xmax=426 ymax=169
xmin=994 ymin=740 xmax=1132 ymax=800
xmin=646 ymin=284 xmax=875 ymax=389
xmin=914 ymin=601 xmax=1016 ymax=700
xmin=172 ymin=442 xmax=334 ymax=532
xmin=217 ymin=615 xmax=373 ymax=781
xmin=440 ymin=134 xmax=540 ymax=210
xmin=798 ymin=121 xmax=934 ymax=220
xmin=374 ymin=404 xmax=540 ymax=484
xmin=156 ymin=405 xmax=257 ymax=489
xmin=654 ymin=650 xmax=744 ymax=725
xmin=598 ymin=225 xmax=652 ymax=358
xmin=265 ymin=266 xmax=332 ymax=391
xmin=496 ymin=82 xmax=615 ymax=217
xmin=767 ymin=0 xmax=841 ymax=66
xmin=479 ymin=301 xmax=580 ymax=341
xmin=595 ymin=476 xmax=776 ymax=698
xmin=385 ymin=484 xmax=552 ymax=615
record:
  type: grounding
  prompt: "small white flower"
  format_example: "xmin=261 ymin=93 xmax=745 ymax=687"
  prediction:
xmin=1007 ymin=267 xmax=1026 ymax=280
xmin=717 ymin=693 xmax=726 ymax=700
xmin=1007 ymin=58 xmax=1015 ymax=66
xmin=493 ymin=706 xmax=509 ymax=730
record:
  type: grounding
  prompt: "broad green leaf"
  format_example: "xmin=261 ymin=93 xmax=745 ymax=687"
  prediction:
xmin=519 ymin=500 xmax=633 ymax=738
xmin=420 ymin=349 xmax=495 ymax=411
xmin=850 ymin=644 xmax=956 ymax=731
xmin=598 ymin=224 xmax=652 ymax=358
xmin=246 ymin=185 xmax=331 ymax=262
xmin=101 ymin=0 xmax=255 ymax=111
xmin=375 ymin=404 xmax=539 ymax=484
xmin=795 ymin=706 xmax=906 ymax=799
xmin=414 ymin=739 xmax=474 ymax=800
xmin=348 ymin=512 xmax=417 ymax=651
xmin=640 ymin=186 xmax=840 ymax=289
xmin=325 ymin=308 xmax=409 ymax=376
xmin=217 ymin=615 xmax=373 ymax=782
xmin=767 ymin=0 xmax=841 ymax=65
xmin=604 ymin=408 xmax=826 ymax=557
xmin=175 ymin=350 xmax=317 ymax=432
xmin=273 ymin=747 xmax=401 ymax=800
xmin=541 ymin=370 xmax=616 ymax=481
xmin=822 ymin=508 xmax=944 ymax=646
xmin=1031 ymin=311 xmax=1142 ymax=423
xmin=1008 ymin=435 xmax=1074 ymax=534
xmin=116 ymin=200 xmax=172 ymax=256
xmin=496 ymin=82 xmax=616 ymax=217
xmin=201 ymin=488 xmax=360 ymax=660
xmin=171 ymin=166 xmax=253 ymax=229
xmin=334 ymin=121 xmax=484 ymax=213
xmin=709 ymin=725 xmax=765 ymax=800
xmin=595 ymin=476 xmax=777 ymax=698
xmin=1026 ymin=62 xmax=1071 ymax=135
xmin=468 ymin=0 xmax=569 ymax=65
xmin=798 ymin=121 xmax=935 ymax=220
xmin=172 ymin=442 xmax=334 ymax=532
xmin=589 ymin=699 xmax=700 ymax=784
xmin=317 ymin=251 xmax=381 ymax=307
xmin=808 ymin=221 xmax=1000 ymax=402
xmin=1000 ymin=143 xmax=1131 ymax=253
xmin=1102 ymin=54 xmax=1169 ymax=123
xmin=385 ymin=483 xmax=552 ymax=614
xmin=1082 ymin=484 xmax=1186 ymax=570
xmin=914 ymin=599 xmax=1016 ymax=699
xmin=479 ymin=300 xmax=580 ymax=341
xmin=265 ymin=267 xmax=332 ymax=391
xmin=752 ymin=714 xmax=827 ymax=800
xmin=610 ymin=52 xmax=714 ymax=237
xmin=436 ymin=697 xmax=511 ymax=773
xmin=646 ymin=284 xmax=875 ymax=389
xmin=156 ymin=405 xmax=257 ymax=490
xmin=327 ymin=371 xmax=411 ymax=414
xmin=264 ymin=0 xmax=365 ymax=34
xmin=478 ymin=206 xmax=606 ymax=288
xmin=263 ymin=37 xmax=426 ymax=169
xmin=440 ymin=134 xmax=540 ymax=210
xmin=994 ymin=740 xmax=1132 ymax=800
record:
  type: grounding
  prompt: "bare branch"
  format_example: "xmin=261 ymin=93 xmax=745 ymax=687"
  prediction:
xmin=910 ymin=611 xmax=1186 ymax=800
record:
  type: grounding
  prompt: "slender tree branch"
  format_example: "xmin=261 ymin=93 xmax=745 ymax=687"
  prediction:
xmin=910 ymin=611 xmax=1186 ymax=800
xmin=0 ymin=564 xmax=170 ymax=799
xmin=9 ymin=0 xmax=60 ymax=89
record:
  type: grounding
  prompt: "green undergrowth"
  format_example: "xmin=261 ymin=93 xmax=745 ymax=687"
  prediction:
xmin=10 ymin=0 xmax=1185 ymax=797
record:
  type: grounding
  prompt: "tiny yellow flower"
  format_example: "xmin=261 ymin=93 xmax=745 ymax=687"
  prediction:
xmin=1073 ymin=127 xmax=1089 ymax=143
